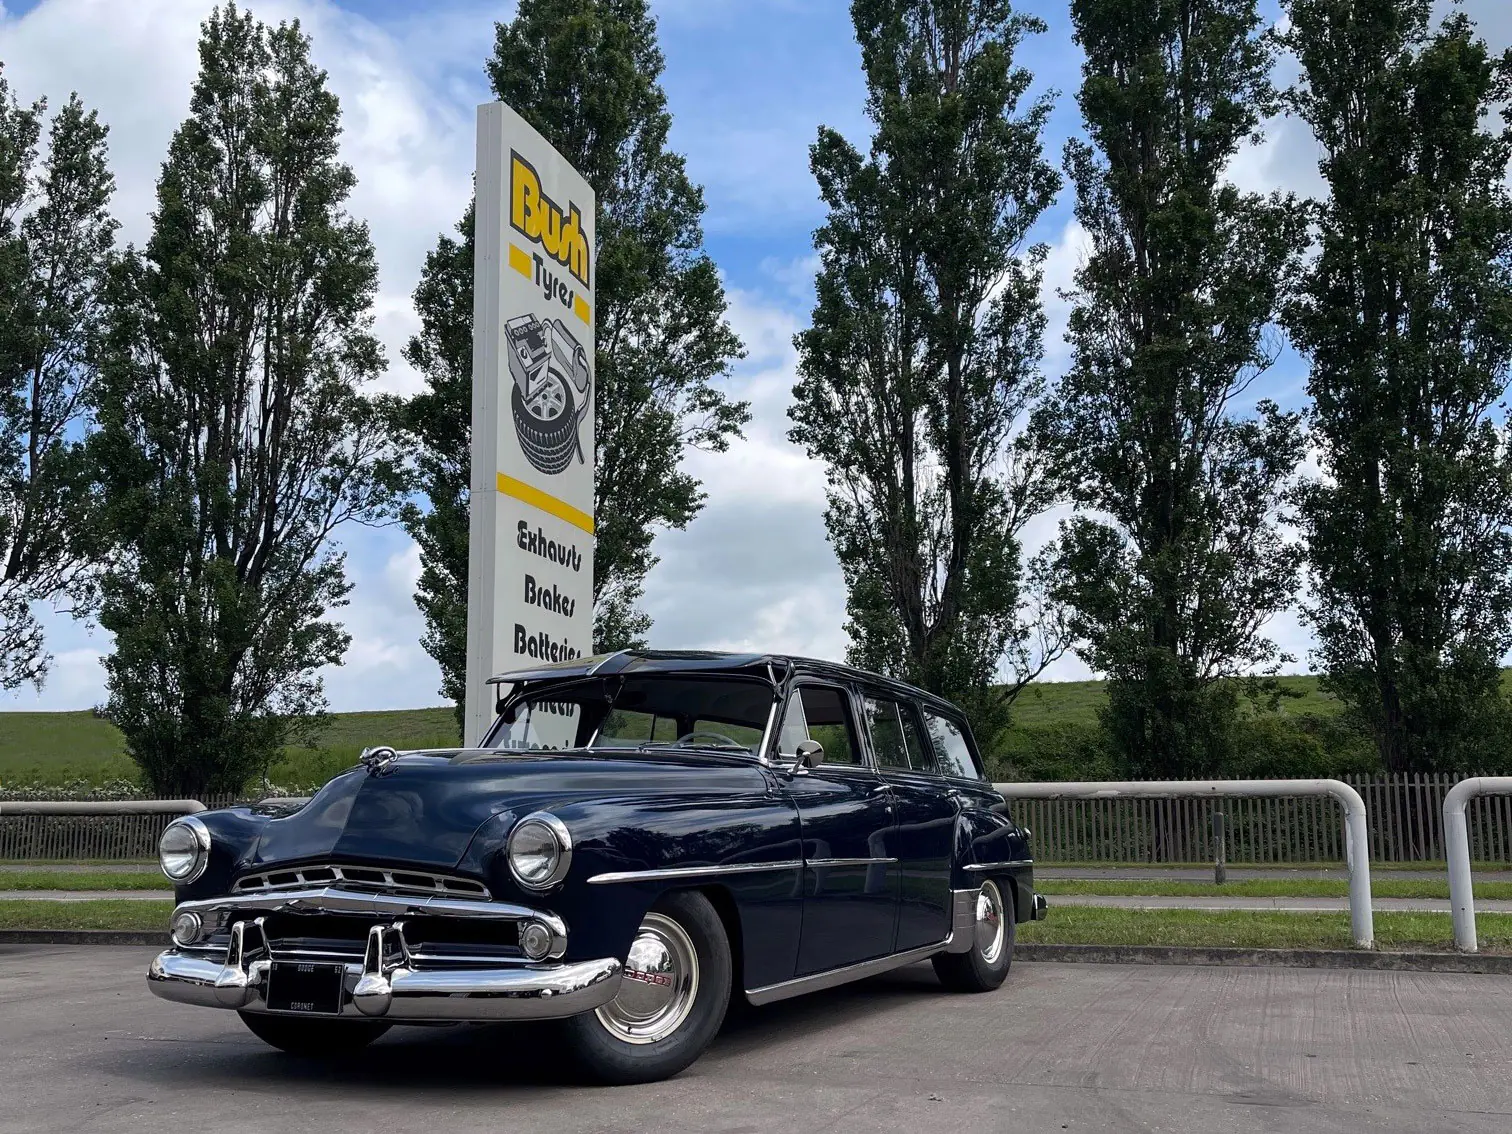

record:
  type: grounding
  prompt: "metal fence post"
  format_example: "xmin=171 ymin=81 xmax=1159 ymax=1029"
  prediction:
xmin=1443 ymin=777 xmax=1512 ymax=952
xmin=1213 ymin=810 xmax=1227 ymax=885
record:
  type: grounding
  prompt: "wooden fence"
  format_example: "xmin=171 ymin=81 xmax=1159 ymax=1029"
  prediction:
xmin=1009 ymin=773 xmax=1512 ymax=864
xmin=0 ymin=795 xmax=240 ymax=862
xmin=4 ymin=775 xmax=1512 ymax=864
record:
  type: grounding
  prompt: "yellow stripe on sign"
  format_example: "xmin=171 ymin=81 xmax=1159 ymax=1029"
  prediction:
xmin=497 ymin=472 xmax=595 ymax=534
xmin=508 ymin=243 xmax=533 ymax=280
xmin=573 ymin=294 xmax=591 ymax=325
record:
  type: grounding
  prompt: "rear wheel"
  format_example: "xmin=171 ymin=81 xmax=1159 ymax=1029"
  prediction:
xmin=932 ymin=878 xmax=1014 ymax=992
xmin=238 ymin=1012 xmax=391 ymax=1056
xmin=559 ymin=890 xmax=731 ymax=1084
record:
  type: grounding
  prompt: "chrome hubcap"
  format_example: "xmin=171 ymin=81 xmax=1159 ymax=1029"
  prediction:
xmin=975 ymin=880 xmax=1006 ymax=964
xmin=594 ymin=912 xmax=699 ymax=1045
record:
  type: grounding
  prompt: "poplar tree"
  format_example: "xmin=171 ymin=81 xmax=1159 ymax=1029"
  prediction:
xmin=0 ymin=69 xmax=116 ymax=691
xmin=91 ymin=5 xmax=394 ymax=795
xmin=1034 ymin=0 xmax=1306 ymax=777
xmin=1285 ymin=0 xmax=1512 ymax=772
xmin=789 ymin=0 xmax=1064 ymax=737
xmin=394 ymin=0 xmax=747 ymax=720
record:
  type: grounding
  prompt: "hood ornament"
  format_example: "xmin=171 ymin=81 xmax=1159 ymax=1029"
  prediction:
xmin=359 ymin=745 xmax=400 ymax=776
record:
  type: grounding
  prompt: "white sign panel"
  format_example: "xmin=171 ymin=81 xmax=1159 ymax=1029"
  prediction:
xmin=464 ymin=102 xmax=596 ymax=746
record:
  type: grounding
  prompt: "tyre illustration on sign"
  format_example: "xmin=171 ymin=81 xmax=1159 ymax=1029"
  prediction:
xmin=505 ymin=313 xmax=591 ymax=476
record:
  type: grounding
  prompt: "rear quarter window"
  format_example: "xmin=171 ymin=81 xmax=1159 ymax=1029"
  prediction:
xmin=923 ymin=711 xmax=984 ymax=780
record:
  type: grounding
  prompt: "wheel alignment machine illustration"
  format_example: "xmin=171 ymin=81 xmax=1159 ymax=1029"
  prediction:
xmin=505 ymin=314 xmax=592 ymax=477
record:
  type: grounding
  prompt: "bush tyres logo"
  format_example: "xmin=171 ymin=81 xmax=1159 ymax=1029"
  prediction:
xmin=510 ymin=150 xmax=591 ymax=326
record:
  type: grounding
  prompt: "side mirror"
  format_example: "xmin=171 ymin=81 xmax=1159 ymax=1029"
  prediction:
xmin=794 ymin=739 xmax=824 ymax=770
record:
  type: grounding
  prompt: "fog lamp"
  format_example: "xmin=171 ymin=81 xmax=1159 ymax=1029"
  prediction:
xmin=520 ymin=921 xmax=553 ymax=960
xmin=170 ymin=910 xmax=203 ymax=947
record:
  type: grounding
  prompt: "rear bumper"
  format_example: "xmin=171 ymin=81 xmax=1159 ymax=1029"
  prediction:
xmin=1031 ymin=892 xmax=1048 ymax=921
xmin=148 ymin=947 xmax=622 ymax=1021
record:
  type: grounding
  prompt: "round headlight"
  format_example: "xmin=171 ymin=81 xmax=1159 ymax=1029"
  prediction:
xmin=158 ymin=816 xmax=211 ymax=882
xmin=507 ymin=812 xmax=572 ymax=890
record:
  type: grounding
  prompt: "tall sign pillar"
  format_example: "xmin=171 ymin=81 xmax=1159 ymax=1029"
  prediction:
xmin=464 ymin=102 xmax=596 ymax=746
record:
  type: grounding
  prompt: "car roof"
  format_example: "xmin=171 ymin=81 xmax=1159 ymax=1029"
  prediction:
xmin=487 ymin=649 xmax=964 ymax=717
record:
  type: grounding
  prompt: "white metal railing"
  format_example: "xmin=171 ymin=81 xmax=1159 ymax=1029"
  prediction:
xmin=994 ymin=779 xmax=1375 ymax=948
xmin=0 ymin=800 xmax=206 ymax=815
xmin=1444 ymin=776 xmax=1512 ymax=953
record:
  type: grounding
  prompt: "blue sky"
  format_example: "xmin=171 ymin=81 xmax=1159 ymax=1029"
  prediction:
xmin=0 ymin=0 xmax=1504 ymax=713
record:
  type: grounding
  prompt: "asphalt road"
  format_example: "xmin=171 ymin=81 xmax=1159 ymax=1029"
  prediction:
xmin=3 ymin=946 xmax=1510 ymax=1133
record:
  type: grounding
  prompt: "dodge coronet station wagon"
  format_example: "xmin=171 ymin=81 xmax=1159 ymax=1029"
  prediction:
xmin=147 ymin=650 xmax=1047 ymax=1083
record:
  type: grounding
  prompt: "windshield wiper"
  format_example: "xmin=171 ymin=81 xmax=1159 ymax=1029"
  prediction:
xmin=638 ymin=739 xmax=752 ymax=752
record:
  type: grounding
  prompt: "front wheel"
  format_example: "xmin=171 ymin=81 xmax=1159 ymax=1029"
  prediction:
xmin=558 ymin=890 xmax=732 ymax=1084
xmin=932 ymin=877 xmax=1014 ymax=992
xmin=238 ymin=1011 xmax=391 ymax=1056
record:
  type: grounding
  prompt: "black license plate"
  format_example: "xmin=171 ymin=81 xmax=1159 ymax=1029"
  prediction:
xmin=265 ymin=961 xmax=345 ymax=1015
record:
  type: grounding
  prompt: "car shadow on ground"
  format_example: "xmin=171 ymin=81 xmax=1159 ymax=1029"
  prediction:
xmin=92 ymin=963 xmax=949 ymax=1092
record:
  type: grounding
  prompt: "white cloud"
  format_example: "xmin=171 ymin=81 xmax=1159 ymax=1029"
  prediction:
xmin=0 ymin=0 xmax=479 ymax=711
xmin=0 ymin=0 xmax=490 ymax=399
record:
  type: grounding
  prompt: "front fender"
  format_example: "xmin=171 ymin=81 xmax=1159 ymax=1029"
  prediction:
xmin=462 ymin=790 xmax=804 ymax=985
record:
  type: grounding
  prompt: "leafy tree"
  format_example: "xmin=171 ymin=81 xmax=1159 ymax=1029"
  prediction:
xmin=0 ymin=69 xmax=116 ymax=691
xmin=90 ymin=5 xmax=394 ymax=796
xmin=789 ymin=0 xmax=1064 ymax=740
xmin=1034 ymin=0 xmax=1307 ymax=777
xmin=394 ymin=0 xmax=748 ymax=720
xmin=1284 ymin=0 xmax=1512 ymax=772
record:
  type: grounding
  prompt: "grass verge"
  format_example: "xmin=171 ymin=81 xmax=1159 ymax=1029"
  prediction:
xmin=0 ymin=871 xmax=171 ymax=892
xmin=1037 ymin=860 xmax=1500 ymax=873
xmin=0 ymin=899 xmax=171 ymax=931
xmin=1036 ymin=878 xmax=1512 ymax=901
xmin=3 ymin=899 xmax=1509 ymax=953
xmin=1018 ymin=907 xmax=1512 ymax=952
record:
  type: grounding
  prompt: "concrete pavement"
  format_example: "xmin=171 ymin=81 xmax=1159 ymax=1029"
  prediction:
xmin=2 ymin=944 xmax=1510 ymax=1132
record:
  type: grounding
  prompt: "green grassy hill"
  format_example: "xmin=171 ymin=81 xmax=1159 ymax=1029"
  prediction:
xmin=1006 ymin=672 xmax=1350 ymax=730
xmin=2 ymin=671 xmax=1368 ymax=790
xmin=0 ymin=707 xmax=460 ymax=790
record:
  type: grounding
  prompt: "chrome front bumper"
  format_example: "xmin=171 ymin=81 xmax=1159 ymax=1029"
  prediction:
xmin=146 ymin=886 xmax=623 ymax=1023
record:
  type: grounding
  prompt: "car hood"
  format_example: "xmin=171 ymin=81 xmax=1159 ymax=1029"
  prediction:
xmin=246 ymin=749 xmax=764 ymax=871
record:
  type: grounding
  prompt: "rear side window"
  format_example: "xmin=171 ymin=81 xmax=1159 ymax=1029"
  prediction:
xmin=924 ymin=712 xmax=983 ymax=780
xmin=777 ymin=685 xmax=859 ymax=765
xmin=864 ymin=697 xmax=935 ymax=773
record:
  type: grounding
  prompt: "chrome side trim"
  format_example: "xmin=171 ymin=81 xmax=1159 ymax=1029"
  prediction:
xmin=806 ymin=857 xmax=898 ymax=868
xmin=745 ymin=938 xmax=950 ymax=1006
xmin=963 ymin=859 xmax=1032 ymax=872
xmin=586 ymin=860 xmax=803 ymax=886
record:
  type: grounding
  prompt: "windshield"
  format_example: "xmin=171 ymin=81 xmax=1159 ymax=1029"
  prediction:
xmin=482 ymin=675 xmax=775 ymax=755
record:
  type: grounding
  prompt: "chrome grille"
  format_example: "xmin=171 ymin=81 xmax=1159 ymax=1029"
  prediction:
xmin=231 ymin=863 xmax=491 ymax=899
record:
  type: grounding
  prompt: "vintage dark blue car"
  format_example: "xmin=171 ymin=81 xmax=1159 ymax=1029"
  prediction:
xmin=147 ymin=650 xmax=1046 ymax=1082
